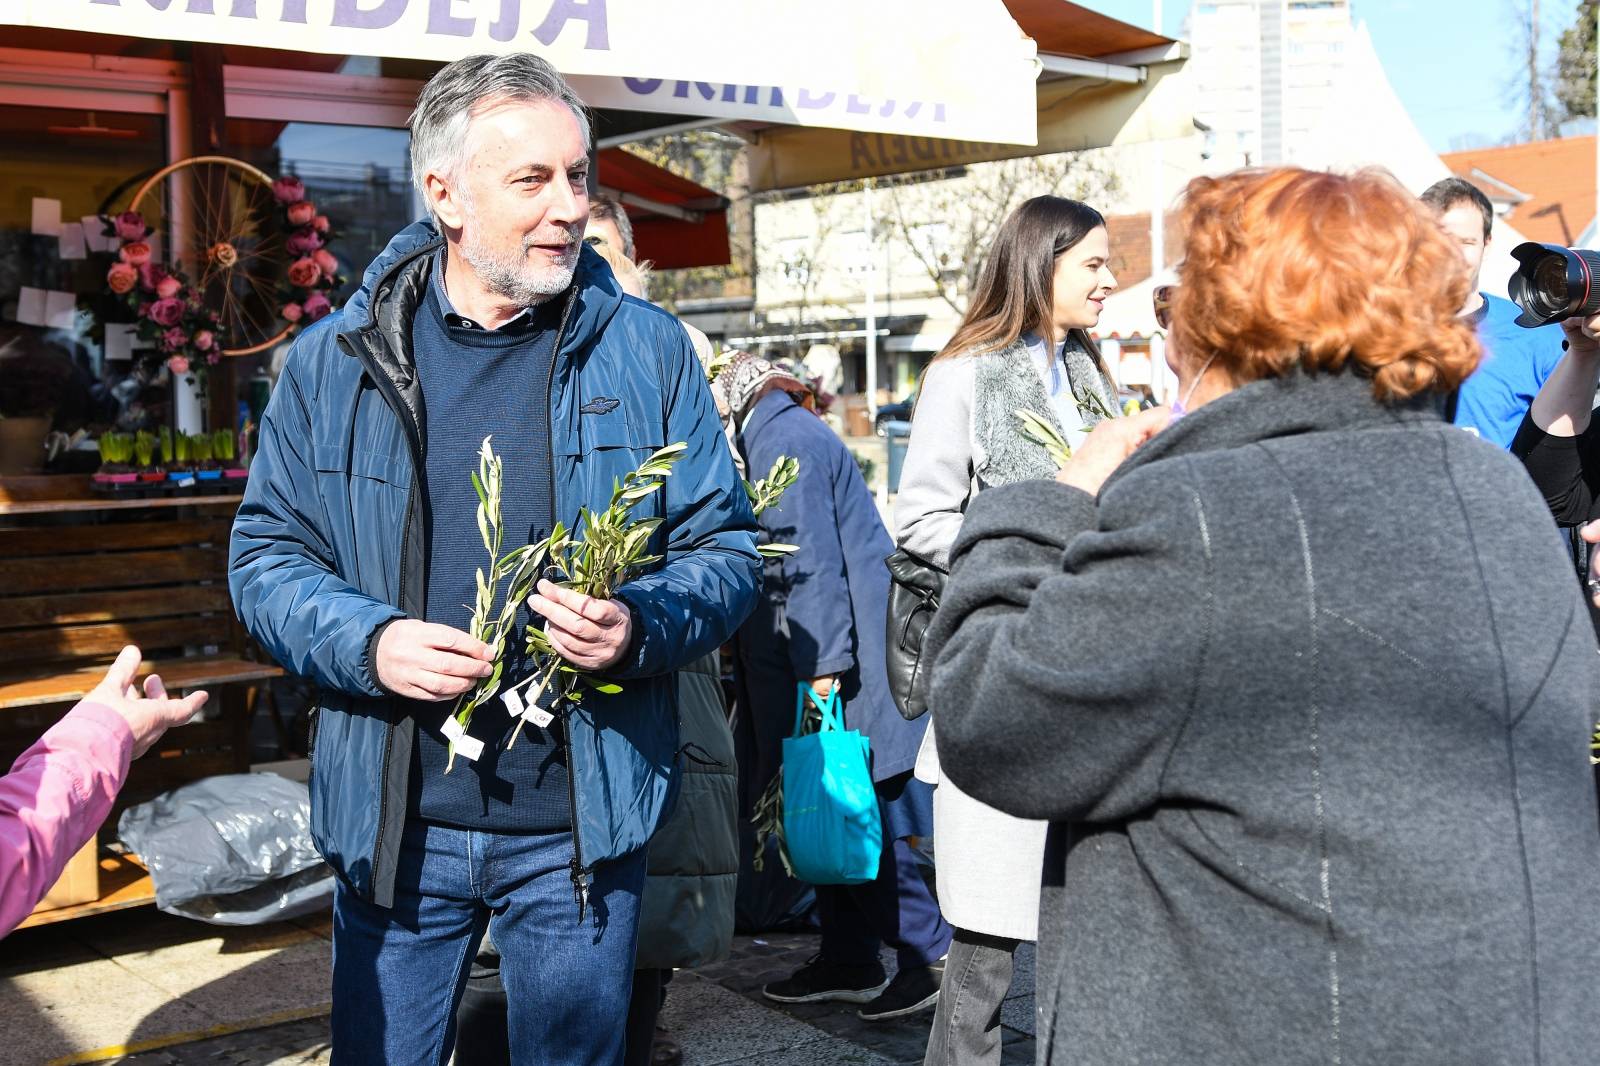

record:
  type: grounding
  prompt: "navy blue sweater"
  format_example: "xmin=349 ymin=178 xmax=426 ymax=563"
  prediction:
xmin=405 ymin=262 xmax=570 ymax=831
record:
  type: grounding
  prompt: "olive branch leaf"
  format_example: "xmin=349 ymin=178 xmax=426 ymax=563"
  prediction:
xmin=1016 ymin=409 xmax=1074 ymax=469
xmin=494 ymin=443 xmax=690 ymax=749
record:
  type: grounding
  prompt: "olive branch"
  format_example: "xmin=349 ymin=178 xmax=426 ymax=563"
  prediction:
xmin=494 ymin=443 xmax=689 ymax=749
xmin=704 ymin=348 xmax=737 ymax=383
xmin=751 ymin=690 xmax=824 ymax=875
xmin=443 ymin=437 xmax=548 ymax=773
xmin=1016 ymin=409 xmax=1074 ymax=468
xmin=747 ymin=455 xmax=801 ymax=557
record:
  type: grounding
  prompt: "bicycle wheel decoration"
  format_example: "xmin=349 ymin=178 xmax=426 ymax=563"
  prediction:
xmin=99 ymin=156 xmax=345 ymax=392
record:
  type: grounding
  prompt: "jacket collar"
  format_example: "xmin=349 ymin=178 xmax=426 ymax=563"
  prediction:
xmin=340 ymin=218 xmax=628 ymax=355
xmin=336 ymin=220 xmax=629 ymax=446
xmin=740 ymin=385 xmax=803 ymax=441
xmin=1106 ymin=369 xmax=1448 ymax=493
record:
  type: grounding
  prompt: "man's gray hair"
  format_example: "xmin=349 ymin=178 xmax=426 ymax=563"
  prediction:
xmin=409 ymin=53 xmax=591 ymax=219
xmin=588 ymin=197 xmax=635 ymax=260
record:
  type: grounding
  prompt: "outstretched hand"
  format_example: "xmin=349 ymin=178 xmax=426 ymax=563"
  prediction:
xmin=88 ymin=645 xmax=210 ymax=759
xmin=1055 ymin=407 xmax=1173 ymax=496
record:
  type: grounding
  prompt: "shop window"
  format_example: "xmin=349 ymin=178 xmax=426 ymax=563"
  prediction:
xmin=0 ymin=104 xmax=168 ymax=433
xmin=227 ymin=118 xmax=418 ymax=306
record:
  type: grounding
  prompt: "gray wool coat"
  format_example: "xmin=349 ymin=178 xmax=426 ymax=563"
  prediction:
xmin=925 ymin=370 xmax=1600 ymax=1066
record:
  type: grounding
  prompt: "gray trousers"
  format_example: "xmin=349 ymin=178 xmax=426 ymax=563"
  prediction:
xmin=923 ymin=928 xmax=1020 ymax=1066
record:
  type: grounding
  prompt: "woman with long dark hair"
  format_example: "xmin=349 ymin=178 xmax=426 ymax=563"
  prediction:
xmin=894 ymin=195 xmax=1120 ymax=1065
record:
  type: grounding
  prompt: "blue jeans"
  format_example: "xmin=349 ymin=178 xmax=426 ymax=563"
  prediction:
xmin=331 ymin=820 xmax=646 ymax=1066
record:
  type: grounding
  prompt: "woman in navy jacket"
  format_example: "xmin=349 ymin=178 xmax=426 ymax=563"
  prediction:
xmin=723 ymin=356 xmax=953 ymax=1022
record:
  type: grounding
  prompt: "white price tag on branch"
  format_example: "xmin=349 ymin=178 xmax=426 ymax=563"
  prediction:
xmin=440 ymin=714 xmax=484 ymax=762
xmin=522 ymin=702 xmax=555 ymax=729
xmin=502 ymin=687 xmax=526 ymax=719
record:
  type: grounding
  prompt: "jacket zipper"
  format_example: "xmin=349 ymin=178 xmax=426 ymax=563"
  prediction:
xmin=340 ymin=326 xmax=426 ymax=903
xmin=544 ymin=287 xmax=593 ymax=921
xmin=342 ymin=248 xmax=590 ymax=917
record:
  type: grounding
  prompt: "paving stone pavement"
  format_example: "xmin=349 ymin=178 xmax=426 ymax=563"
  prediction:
xmin=119 ymin=932 xmax=1037 ymax=1065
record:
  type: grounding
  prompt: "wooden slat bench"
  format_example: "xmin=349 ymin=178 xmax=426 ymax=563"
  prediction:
xmin=0 ymin=485 xmax=284 ymax=928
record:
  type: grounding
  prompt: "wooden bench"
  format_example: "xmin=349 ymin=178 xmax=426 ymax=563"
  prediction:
xmin=0 ymin=482 xmax=283 ymax=928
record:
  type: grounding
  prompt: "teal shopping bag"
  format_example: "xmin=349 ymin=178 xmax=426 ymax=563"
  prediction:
xmin=781 ymin=684 xmax=882 ymax=885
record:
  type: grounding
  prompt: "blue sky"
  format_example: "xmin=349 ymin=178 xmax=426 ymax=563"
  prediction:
xmin=1079 ymin=0 xmax=1582 ymax=151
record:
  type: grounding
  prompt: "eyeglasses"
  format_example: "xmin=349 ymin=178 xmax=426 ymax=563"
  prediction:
xmin=1152 ymin=284 xmax=1176 ymax=331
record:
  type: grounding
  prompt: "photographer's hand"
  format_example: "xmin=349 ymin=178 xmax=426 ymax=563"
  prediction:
xmin=1581 ymin=521 xmax=1600 ymax=609
xmin=1531 ymin=319 xmax=1600 ymax=438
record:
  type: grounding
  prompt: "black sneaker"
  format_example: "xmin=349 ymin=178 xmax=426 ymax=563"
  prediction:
xmin=856 ymin=959 xmax=944 ymax=1021
xmin=762 ymin=954 xmax=889 ymax=1005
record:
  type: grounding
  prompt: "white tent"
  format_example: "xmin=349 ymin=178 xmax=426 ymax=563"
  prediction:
xmin=1092 ymin=270 xmax=1177 ymax=398
xmin=1099 ymin=17 xmax=1528 ymax=355
xmin=1295 ymin=21 xmax=1525 ymax=298
xmin=1094 ymin=272 xmax=1168 ymax=342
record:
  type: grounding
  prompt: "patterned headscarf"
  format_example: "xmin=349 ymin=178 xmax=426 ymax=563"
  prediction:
xmin=710 ymin=351 xmax=808 ymax=430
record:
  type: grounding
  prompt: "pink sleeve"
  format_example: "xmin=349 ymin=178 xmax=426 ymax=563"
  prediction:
xmin=0 ymin=701 xmax=133 ymax=937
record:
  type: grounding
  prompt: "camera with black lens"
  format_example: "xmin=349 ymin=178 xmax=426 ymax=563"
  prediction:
xmin=1509 ymin=242 xmax=1600 ymax=327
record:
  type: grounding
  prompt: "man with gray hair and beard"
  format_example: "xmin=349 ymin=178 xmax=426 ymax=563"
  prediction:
xmin=229 ymin=53 xmax=759 ymax=1065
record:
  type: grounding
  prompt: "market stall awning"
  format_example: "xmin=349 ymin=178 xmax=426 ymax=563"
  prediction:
xmin=595 ymin=148 xmax=728 ymax=270
xmin=742 ymin=1 xmax=1193 ymax=191
xmin=4 ymin=0 xmax=1040 ymax=144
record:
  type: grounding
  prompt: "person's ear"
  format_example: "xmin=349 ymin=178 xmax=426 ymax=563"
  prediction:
xmin=426 ymin=171 xmax=467 ymax=232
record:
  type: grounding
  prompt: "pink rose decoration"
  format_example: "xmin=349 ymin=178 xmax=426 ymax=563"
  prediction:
xmin=107 ymin=262 xmax=138 ymax=295
xmin=194 ymin=330 xmax=215 ymax=352
xmin=155 ymin=275 xmax=182 ymax=300
xmin=271 ymin=176 xmax=306 ymax=204
xmin=285 ymin=230 xmax=324 ymax=256
xmin=162 ymin=326 xmax=189 ymax=350
xmin=302 ymin=292 xmax=332 ymax=322
xmin=207 ymin=351 xmax=222 ymax=366
xmin=113 ymin=211 xmax=147 ymax=243
xmin=166 ymin=355 xmax=191 ymax=376
xmin=148 ymin=297 xmax=184 ymax=327
xmin=120 ymin=241 xmax=152 ymax=267
xmin=138 ymin=262 xmax=167 ymax=291
xmin=282 ymin=302 xmax=304 ymax=323
xmin=312 ymin=215 xmax=331 ymax=234
xmin=287 ymin=257 xmax=321 ymax=288
xmin=313 ymin=249 xmax=339 ymax=280
xmin=286 ymin=201 xmax=316 ymax=226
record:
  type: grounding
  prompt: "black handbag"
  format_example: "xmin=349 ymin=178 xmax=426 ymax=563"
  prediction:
xmin=884 ymin=546 xmax=947 ymax=721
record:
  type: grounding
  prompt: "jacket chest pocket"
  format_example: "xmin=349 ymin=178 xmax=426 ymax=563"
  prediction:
xmin=558 ymin=415 xmax=668 ymax=531
xmin=313 ymin=445 xmax=413 ymax=601
xmin=567 ymin=414 xmax=663 ymax=456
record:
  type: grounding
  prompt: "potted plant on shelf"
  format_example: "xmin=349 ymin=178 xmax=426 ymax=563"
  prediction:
xmin=94 ymin=432 xmax=139 ymax=491
xmin=217 ymin=429 xmax=247 ymax=485
xmin=166 ymin=431 xmax=196 ymax=490
xmin=191 ymin=431 xmax=222 ymax=491
xmin=90 ymin=432 xmax=115 ymax=489
xmin=134 ymin=431 xmax=164 ymax=493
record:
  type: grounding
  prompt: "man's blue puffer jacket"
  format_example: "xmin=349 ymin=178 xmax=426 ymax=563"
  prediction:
xmin=230 ymin=221 xmax=760 ymax=909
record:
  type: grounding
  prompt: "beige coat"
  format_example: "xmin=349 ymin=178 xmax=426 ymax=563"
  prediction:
xmin=894 ymin=348 xmax=1055 ymax=941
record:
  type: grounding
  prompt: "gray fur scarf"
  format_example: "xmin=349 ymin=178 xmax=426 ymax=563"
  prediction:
xmin=971 ymin=335 xmax=1120 ymax=487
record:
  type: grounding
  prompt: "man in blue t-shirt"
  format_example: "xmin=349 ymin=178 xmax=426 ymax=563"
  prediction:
xmin=1422 ymin=177 xmax=1565 ymax=448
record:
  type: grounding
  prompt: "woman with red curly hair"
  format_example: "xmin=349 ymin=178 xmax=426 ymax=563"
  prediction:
xmin=924 ymin=167 xmax=1600 ymax=1065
